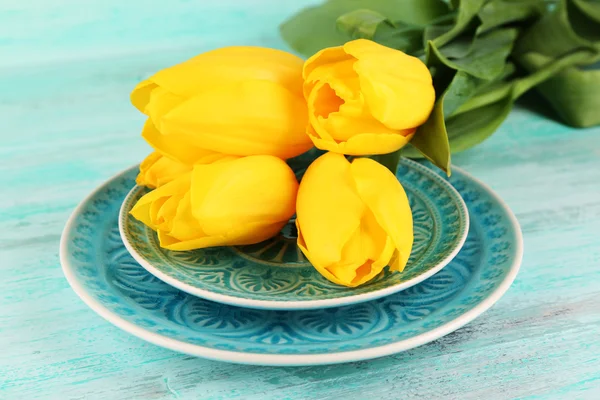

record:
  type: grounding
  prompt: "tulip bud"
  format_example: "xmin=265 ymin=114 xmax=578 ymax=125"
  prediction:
xmin=131 ymin=47 xmax=313 ymax=164
xmin=131 ymin=155 xmax=298 ymax=250
xmin=296 ymin=152 xmax=413 ymax=287
xmin=303 ymin=39 xmax=435 ymax=155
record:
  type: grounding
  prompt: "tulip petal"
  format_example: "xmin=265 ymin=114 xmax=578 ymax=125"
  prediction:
xmin=168 ymin=192 xmax=206 ymax=241
xmin=295 ymin=153 xmax=365 ymax=269
xmin=344 ymin=39 xmax=435 ymax=130
xmin=327 ymin=260 xmax=381 ymax=287
xmin=136 ymin=152 xmax=192 ymax=188
xmin=357 ymin=65 xmax=435 ymax=130
xmin=141 ymin=119 xmax=225 ymax=165
xmin=349 ymin=261 xmax=380 ymax=286
xmin=312 ymin=83 xmax=346 ymax=122
xmin=353 ymin=225 xmax=396 ymax=284
xmin=297 ymin=227 xmax=351 ymax=287
xmin=307 ymin=126 xmax=414 ymax=155
xmin=136 ymin=152 xmax=161 ymax=187
xmin=157 ymin=229 xmax=222 ymax=251
xmin=149 ymin=46 xmax=305 ymax=99
xmin=306 ymin=83 xmax=338 ymax=143
xmin=297 ymin=205 xmax=393 ymax=287
xmin=331 ymin=207 xmax=391 ymax=286
xmin=350 ymin=157 xmax=413 ymax=272
xmin=304 ymin=57 xmax=359 ymax=101
xmin=161 ymin=80 xmax=312 ymax=159
xmin=343 ymin=39 xmax=429 ymax=81
xmin=130 ymin=80 xmax=157 ymax=114
xmin=358 ymin=208 xmax=390 ymax=262
xmin=144 ymin=196 xmax=168 ymax=230
xmin=388 ymin=250 xmax=402 ymax=271
xmin=319 ymin=101 xmax=401 ymax=142
xmin=190 ymin=156 xmax=298 ymax=236
xmin=154 ymin=193 xmax=181 ymax=231
xmin=160 ymin=220 xmax=287 ymax=251
xmin=130 ymin=173 xmax=191 ymax=231
xmin=326 ymin=259 xmax=367 ymax=286
xmin=145 ymin=86 xmax=186 ymax=130
xmin=303 ymin=46 xmax=352 ymax=96
xmin=307 ymin=79 xmax=404 ymax=145
xmin=372 ymin=236 xmax=397 ymax=275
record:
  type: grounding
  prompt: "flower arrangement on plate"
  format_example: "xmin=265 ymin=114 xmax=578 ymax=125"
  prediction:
xmin=60 ymin=35 xmax=524 ymax=365
xmin=126 ymin=39 xmax=450 ymax=293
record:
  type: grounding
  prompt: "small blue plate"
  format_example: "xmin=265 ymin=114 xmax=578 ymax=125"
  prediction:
xmin=60 ymin=164 xmax=522 ymax=366
xmin=119 ymin=158 xmax=469 ymax=310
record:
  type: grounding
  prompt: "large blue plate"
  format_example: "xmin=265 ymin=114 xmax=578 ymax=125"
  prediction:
xmin=119 ymin=158 xmax=469 ymax=310
xmin=60 ymin=164 xmax=522 ymax=366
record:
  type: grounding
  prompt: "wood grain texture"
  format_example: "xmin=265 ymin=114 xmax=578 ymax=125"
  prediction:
xmin=1 ymin=0 xmax=599 ymax=398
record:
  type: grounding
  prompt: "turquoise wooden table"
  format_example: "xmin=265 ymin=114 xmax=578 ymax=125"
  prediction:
xmin=2 ymin=1 xmax=600 ymax=398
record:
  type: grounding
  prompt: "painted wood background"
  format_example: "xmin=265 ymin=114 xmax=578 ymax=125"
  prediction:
xmin=1 ymin=0 xmax=599 ymax=398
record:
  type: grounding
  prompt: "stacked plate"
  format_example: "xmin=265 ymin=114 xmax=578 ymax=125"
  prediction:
xmin=60 ymin=157 xmax=523 ymax=366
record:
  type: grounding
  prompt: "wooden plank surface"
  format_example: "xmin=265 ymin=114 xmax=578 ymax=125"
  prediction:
xmin=1 ymin=0 xmax=599 ymax=398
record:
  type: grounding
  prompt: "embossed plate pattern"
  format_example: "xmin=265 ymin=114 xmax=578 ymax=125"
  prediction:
xmin=119 ymin=158 xmax=469 ymax=310
xmin=60 ymin=164 xmax=522 ymax=366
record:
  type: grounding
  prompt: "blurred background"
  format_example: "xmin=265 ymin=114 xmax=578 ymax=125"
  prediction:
xmin=0 ymin=0 xmax=320 ymax=182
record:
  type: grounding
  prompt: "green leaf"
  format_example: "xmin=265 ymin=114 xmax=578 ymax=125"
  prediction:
xmin=568 ymin=0 xmax=600 ymax=42
xmin=457 ymin=49 xmax=595 ymax=115
xmin=336 ymin=9 xmax=426 ymax=54
xmin=441 ymin=71 xmax=487 ymax=117
xmin=425 ymin=40 xmax=458 ymax=96
xmin=407 ymin=33 xmax=519 ymax=165
xmin=517 ymin=51 xmax=600 ymax=127
xmin=515 ymin=0 xmax=598 ymax=58
xmin=404 ymin=90 xmax=513 ymax=160
xmin=373 ymin=21 xmax=425 ymax=55
xmin=409 ymin=62 xmax=511 ymax=162
xmin=424 ymin=24 xmax=453 ymax=44
xmin=280 ymin=0 xmax=450 ymax=57
xmin=452 ymin=80 xmax=513 ymax=115
xmin=445 ymin=49 xmax=599 ymax=149
xmin=409 ymin=95 xmax=451 ymax=175
xmin=371 ymin=150 xmax=403 ymax=174
xmin=336 ymin=9 xmax=389 ymax=39
xmin=512 ymin=0 xmax=600 ymax=127
xmin=450 ymin=62 xmax=516 ymax=115
xmin=572 ymin=0 xmax=600 ymax=23
xmin=445 ymin=94 xmax=514 ymax=153
xmin=431 ymin=28 xmax=519 ymax=80
xmin=512 ymin=48 xmax=598 ymax=96
xmin=422 ymin=29 xmax=518 ymax=116
xmin=432 ymin=0 xmax=486 ymax=48
xmin=477 ymin=0 xmax=546 ymax=34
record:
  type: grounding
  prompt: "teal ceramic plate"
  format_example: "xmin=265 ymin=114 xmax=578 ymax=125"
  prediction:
xmin=119 ymin=158 xmax=469 ymax=310
xmin=60 ymin=164 xmax=522 ymax=366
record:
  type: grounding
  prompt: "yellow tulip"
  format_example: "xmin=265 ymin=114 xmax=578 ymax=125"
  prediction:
xmin=296 ymin=152 xmax=413 ymax=287
xmin=136 ymin=152 xmax=193 ymax=189
xmin=303 ymin=39 xmax=435 ymax=155
xmin=130 ymin=155 xmax=298 ymax=251
xmin=130 ymin=46 xmax=313 ymax=163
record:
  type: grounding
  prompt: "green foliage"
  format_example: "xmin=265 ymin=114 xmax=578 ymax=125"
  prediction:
xmin=281 ymin=0 xmax=600 ymax=173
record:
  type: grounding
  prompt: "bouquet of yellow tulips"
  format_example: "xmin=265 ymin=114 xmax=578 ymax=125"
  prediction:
xmin=129 ymin=39 xmax=435 ymax=287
